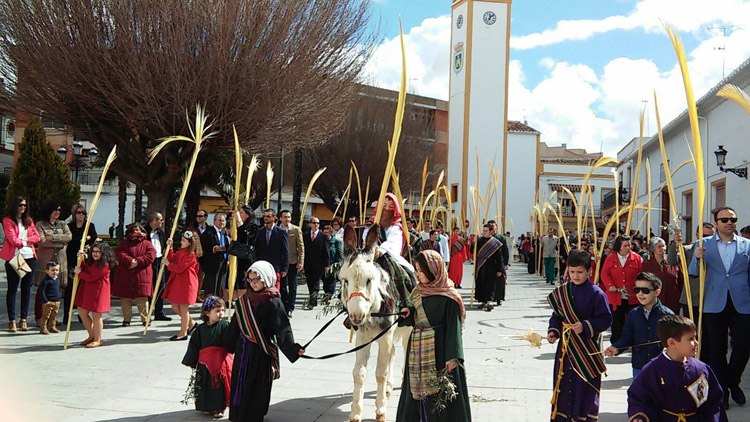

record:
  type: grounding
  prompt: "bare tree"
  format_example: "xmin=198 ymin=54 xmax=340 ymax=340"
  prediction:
xmin=0 ymin=0 xmax=376 ymax=212
xmin=303 ymin=86 xmax=438 ymax=216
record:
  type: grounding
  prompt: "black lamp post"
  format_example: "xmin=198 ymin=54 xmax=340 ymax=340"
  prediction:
xmin=714 ymin=145 xmax=747 ymax=179
xmin=58 ymin=141 xmax=98 ymax=183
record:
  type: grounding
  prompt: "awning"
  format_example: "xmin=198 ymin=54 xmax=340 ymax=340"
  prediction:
xmin=548 ymin=184 xmax=595 ymax=193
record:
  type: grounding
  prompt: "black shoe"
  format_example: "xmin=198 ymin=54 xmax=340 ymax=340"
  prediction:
xmin=169 ymin=335 xmax=188 ymax=341
xmin=122 ymin=321 xmax=131 ymax=327
xmin=454 ymin=285 xmax=462 ymax=289
xmin=287 ymin=311 xmax=293 ymax=319
xmin=730 ymin=385 xmax=746 ymax=405
xmin=154 ymin=314 xmax=172 ymax=321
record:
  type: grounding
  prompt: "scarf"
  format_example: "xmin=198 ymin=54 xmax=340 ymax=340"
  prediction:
xmin=450 ymin=235 xmax=466 ymax=258
xmin=373 ymin=192 xmax=407 ymax=245
xmin=476 ymin=236 xmax=503 ymax=273
xmin=416 ymin=250 xmax=466 ymax=323
xmin=198 ymin=346 xmax=234 ymax=407
xmin=408 ymin=290 xmax=439 ymax=401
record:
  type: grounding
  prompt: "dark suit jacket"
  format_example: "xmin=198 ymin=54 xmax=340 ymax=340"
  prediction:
xmin=304 ymin=230 xmax=330 ymax=273
xmin=254 ymin=225 xmax=290 ymax=273
xmin=200 ymin=226 xmax=229 ymax=274
xmin=148 ymin=228 xmax=167 ymax=258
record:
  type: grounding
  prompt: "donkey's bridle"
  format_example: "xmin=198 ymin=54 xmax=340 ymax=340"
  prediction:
xmin=347 ymin=291 xmax=371 ymax=302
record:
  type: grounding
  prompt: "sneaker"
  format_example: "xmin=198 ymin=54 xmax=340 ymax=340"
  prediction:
xmin=287 ymin=311 xmax=293 ymax=319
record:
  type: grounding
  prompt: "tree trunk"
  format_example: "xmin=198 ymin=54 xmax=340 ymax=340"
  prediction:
xmin=134 ymin=186 xmax=143 ymax=224
xmin=185 ymin=183 xmax=201 ymax=228
xmin=292 ymin=148 xmax=302 ymax=225
xmin=118 ymin=177 xmax=127 ymax=233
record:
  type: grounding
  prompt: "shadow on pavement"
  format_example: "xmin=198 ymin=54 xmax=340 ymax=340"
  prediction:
xmin=598 ymin=411 xmax=628 ymax=421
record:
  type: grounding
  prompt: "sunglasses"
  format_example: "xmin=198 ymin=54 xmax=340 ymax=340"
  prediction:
xmin=196 ymin=214 xmax=206 ymax=218
xmin=76 ymin=211 xmax=86 ymax=215
xmin=633 ymin=287 xmax=655 ymax=294
xmin=18 ymin=204 xmax=27 ymax=208
xmin=717 ymin=217 xmax=738 ymax=224
xmin=54 ymin=208 xmax=62 ymax=212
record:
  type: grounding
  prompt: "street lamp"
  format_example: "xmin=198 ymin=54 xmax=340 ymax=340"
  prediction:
xmin=714 ymin=145 xmax=747 ymax=179
xmin=58 ymin=141 xmax=98 ymax=183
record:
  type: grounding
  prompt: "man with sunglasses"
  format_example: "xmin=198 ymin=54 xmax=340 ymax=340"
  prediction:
xmin=691 ymin=206 xmax=750 ymax=407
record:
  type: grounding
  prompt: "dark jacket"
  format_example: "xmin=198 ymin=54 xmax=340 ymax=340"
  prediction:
xmin=611 ymin=300 xmax=674 ymax=370
xmin=304 ymin=230 xmax=330 ymax=274
xmin=254 ymin=225 xmax=290 ymax=273
xmin=200 ymin=226 xmax=229 ymax=274
xmin=39 ymin=275 xmax=61 ymax=303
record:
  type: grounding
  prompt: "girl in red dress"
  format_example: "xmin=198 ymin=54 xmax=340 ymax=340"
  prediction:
xmin=74 ymin=242 xmax=115 ymax=348
xmin=163 ymin=231 xmax=202 ymax=341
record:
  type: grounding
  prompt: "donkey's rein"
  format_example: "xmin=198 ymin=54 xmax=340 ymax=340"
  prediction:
xmin=300 ymin=309 xmax=407 ymax=360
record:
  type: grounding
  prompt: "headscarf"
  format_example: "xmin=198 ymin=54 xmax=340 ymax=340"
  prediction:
xmin=373 ymin=192 xmax=406 ymax=244
xmin=244 ymin=260 xmax=279 ymax=308
xmin=416 ymin=250 xmax=466 ymax=323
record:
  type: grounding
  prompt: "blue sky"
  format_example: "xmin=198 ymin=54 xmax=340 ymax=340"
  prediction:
xmin=364 ymin=0 xmax=750 ymax=155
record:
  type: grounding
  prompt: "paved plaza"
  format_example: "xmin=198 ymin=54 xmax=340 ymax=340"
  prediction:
xmin=2 ymin=263 xmax=750 ymax=421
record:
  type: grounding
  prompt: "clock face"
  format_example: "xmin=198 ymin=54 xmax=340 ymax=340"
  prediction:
xmin=483 ymin=11 xmax=496 ymax=25
xmin=456 ymin=15 xmax=463 ymax=29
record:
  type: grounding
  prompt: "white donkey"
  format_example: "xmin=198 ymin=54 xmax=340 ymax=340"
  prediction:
xmin=339 ymin=224 xmax=412 ymax=422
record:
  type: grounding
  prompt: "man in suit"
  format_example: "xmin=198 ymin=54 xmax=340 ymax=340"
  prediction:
xmin=303 ymin=216 xmax=329 ymax=309
xmin=200 ymin=214 xmax=230 ymax=298
xmin=254 ymin=208 xmax=289 ymax=288
xmin=691 ymin=206 xmax=750 ymax=407
xmin=147 ymin=212 xmax=170 ymax=321
xmin=279 ymin=209 xmax=304 ymax=318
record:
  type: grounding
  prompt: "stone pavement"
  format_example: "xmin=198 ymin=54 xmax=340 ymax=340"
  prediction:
xmin=2 ymin=263 xmax=750 ymax=421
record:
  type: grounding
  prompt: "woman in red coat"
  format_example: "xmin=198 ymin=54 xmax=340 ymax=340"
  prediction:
xmin=163 ymin=231 xmax=202 ymax=340
xmin=74 ymin=242 xmax=115 ymax=348
xmin=600 ymin=235 xmax=642 ymax=343
xmin=112 ymin=223 xmax=156 ymax=327
xmin=641 ymin=236 xmax=682 ymax=313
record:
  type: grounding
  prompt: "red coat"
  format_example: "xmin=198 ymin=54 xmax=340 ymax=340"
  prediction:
xmin=162 ymin=249 xmax=199 ymax=305
xmin=641 ymin=257 xmax=683 ymax=314
xmin=112 ymin=234 xmax=156 ymax=299
xmin=74 ymin=261 xmax=111 ymax=313
xmin=600 ymin=251 xmax=642 ymax=309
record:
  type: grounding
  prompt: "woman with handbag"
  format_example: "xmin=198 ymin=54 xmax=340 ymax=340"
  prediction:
xmin=225 ymin=205 xmax=257 ymax=300
xmin=1 ymin=196 xmax=41 ymax=332
xmin=33 ymin=200 xmax=72 ymax=327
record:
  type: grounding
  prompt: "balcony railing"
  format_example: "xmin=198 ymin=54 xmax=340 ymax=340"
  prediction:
xmin=560 ymin=205 xmax=601 ymax=218
xmin=601 ymin=188 xmax=630 ymax=210
xmin=71 ymin=169 xmax=113 ymax=186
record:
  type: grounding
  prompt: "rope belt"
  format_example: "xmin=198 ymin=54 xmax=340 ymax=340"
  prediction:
xmin=662 ymin=409 xmax=696 ymax=422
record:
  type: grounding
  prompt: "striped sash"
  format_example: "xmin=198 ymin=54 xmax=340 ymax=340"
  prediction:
xmin=547 ymin=283 xmax=606 ymax=383
xmin=235 ymin=298 xmax=280 ymax=380
xmin=476 ymin=237 xmax=502 ymax=273
xmin=407 ymin=290 xmax=438 ymax=400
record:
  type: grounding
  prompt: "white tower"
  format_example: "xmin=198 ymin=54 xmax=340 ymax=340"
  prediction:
xmin=447 ymin=0 xmax=512 ymax=228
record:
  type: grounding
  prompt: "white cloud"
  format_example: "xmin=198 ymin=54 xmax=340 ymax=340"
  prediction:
xmin=511 ymin=0 xmax=750 ymax=50
xmin=362 ymin=15 xmax=451 ymax=100
xmin=364 ymin=3 xmax=750 ymax=157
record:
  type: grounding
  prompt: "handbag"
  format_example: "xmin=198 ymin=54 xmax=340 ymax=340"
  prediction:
xmin=227 ymin=241 xmax=251 ymax=258
xmin=9 ymin=253 xmax=32 ymax=278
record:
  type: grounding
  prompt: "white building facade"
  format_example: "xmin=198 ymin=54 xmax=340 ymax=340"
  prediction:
xmin=614 ymin=58 xmax=750 ymax=244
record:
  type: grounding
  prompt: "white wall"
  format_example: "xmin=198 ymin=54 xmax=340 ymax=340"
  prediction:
xmin=505 ymin=131 xmax=538 ymax=236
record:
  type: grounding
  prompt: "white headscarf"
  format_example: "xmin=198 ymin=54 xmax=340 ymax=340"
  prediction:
xmin=247 ymin=260 xmax=276 ymax=288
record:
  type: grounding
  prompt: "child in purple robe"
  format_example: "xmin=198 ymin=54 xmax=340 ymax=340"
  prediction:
xmin=547 ymin=249 xmax=613 ymax=422
xmin=628 ymin=315 xmax=726 ymax=422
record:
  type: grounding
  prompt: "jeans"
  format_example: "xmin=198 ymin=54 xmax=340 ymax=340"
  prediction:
xmin=5 ymin=258 xmax=37 ymax=320
xmin=281 ymin=265 xmax=299 ymax=314
xmin=632 ymin=368 xmax=641 ymax=379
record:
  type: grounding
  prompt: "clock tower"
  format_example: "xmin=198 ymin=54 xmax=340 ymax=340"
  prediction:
xmin=447 ymin=0 xmax=512 ymax=229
